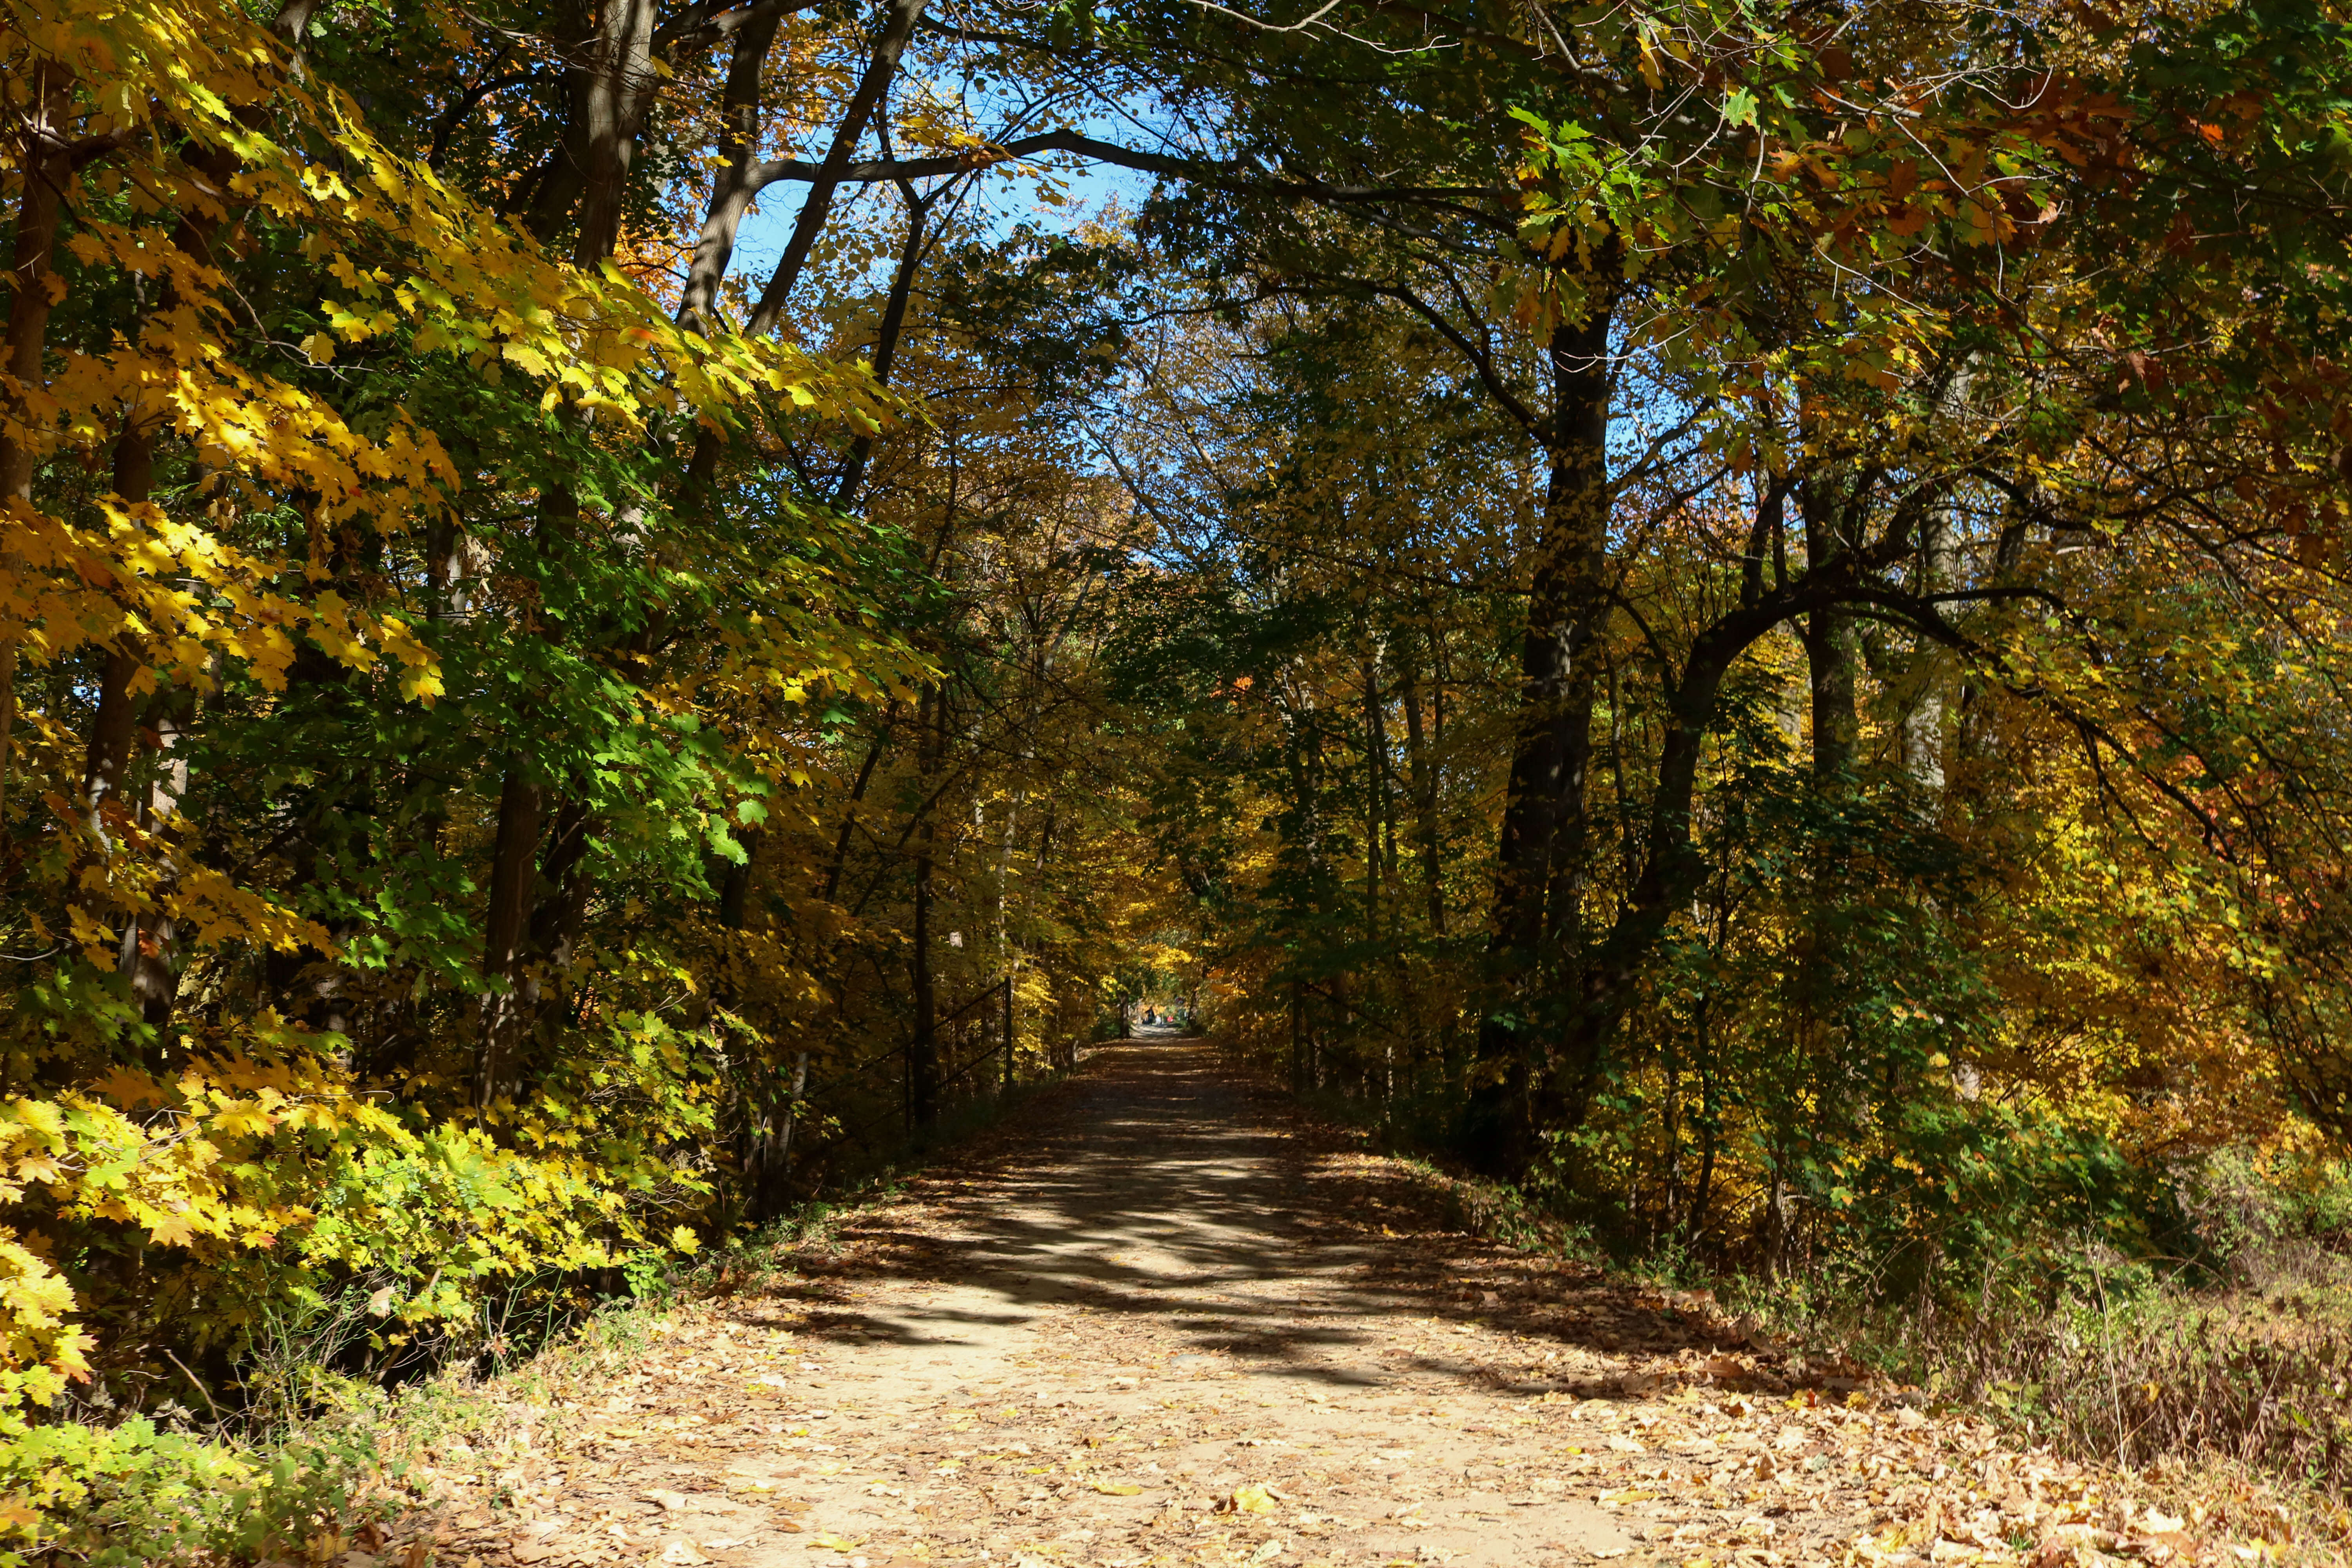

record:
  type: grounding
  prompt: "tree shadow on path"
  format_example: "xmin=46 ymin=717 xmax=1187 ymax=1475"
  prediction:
xmin=776 ymin=1040 xmax=1785 ymax=1404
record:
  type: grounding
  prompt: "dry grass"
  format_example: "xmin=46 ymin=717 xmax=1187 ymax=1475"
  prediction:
xmin=1945 ymin=1252 xmax=2352 ymax=1499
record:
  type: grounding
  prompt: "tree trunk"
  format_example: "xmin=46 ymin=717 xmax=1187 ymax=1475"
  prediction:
xmin=1361 ymin=653 xmax=1384 ymax=950
xmin=1799 ymin=458 xmax=1858 ymax=780
xmin=129 ymin=681 xmax=193 ymax=1027
xmin=1464 ymin=303 xmax=1612 ymax=1172
xmin=81 ymin=650 xmax=140 ymax=847
xmin=84 ymin=148 xmax=238 ymax=1009
xmin=1548 ymin=620 xmax=1755 ymax=1129
xmin=568 ymin=0 xmax=658 ymax=267
xmin=517 ymin=2 xmax=612 ymax=245
xmin=822 ymin=716 xmax=894 ymax=903
xmin=831 ymin=176 xmax=937 ymax=506
xmin=0 ymin=94 xmax=73 ymax=837
xmin=1796 ymin=458 xmax=1858 ymax=1111
xmin=996 ymin=789 xmax=1020 ymax=1091
xmin=677 ymin=2 xmax=789 ymax=328
xmin=1290 ymin=980 xmax=1308 ymax=1095
xmin=1400 ymin=646 xmax=1445 ymax=937
xmin=744 ymin=0 xmax=932 ymax=337
xmin=1901 ymin=502 xmax=1955 ymax=804
xmin=907 ymin=684 xmax=940 ymax=1126
xmin=477 ymin=766 xmax=543 ymax=1108
xmin=527 ymin=796 xmax=596 ymax=990
xmin=1804 ymin=608 xmax=1859 ymax=780
xmin=754 ymin=1049 xmax=809 ymax=1220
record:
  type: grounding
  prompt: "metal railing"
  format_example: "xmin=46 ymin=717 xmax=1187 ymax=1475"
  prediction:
xmin=818 ymin=973 xmax=1021 ymax=1152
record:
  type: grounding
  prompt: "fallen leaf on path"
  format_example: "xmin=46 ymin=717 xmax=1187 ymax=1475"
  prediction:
xmin=805 ymin=1534 xmax=861 ymax=1552
xmin=659 ymin=1543 xmax=710 ymax=1565
xmin=1222 ymin=1484 xmax=1278 ymax=1514
xmin=1093 ymin=1480 xmax=1144 ymax=1495
xmin=647 ymin=1490 xmax=690 ymax=1511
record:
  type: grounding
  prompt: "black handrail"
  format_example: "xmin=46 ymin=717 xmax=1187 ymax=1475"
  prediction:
xmin=796 ymin=973 xmax=1018 ymax=1152
xmin=935 ymin=976 xmax=1010 ymax=1030
xmin=932 ymin=1031 xmax=1010 ymax=1096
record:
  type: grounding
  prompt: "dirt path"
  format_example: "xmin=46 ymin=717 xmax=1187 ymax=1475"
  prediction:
xmin=411 ymin=1039 xmax=2203 ymax=1568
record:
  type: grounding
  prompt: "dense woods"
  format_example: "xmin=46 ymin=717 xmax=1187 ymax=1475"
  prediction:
xmin=6 ymin=0 xmax=2352 ymax=1548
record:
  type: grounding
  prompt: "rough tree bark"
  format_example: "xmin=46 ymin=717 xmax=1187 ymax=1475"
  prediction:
xmin=1463 ymin=303 xmax=1613 ymax=1172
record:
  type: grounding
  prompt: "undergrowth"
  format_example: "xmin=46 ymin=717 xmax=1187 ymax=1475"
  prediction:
xmin=6 ymin=1067 xmax=1069 ymax=1565
xmin=1287 ymin=1055 xmax=2352 ymax=1523
xmin=1723 ymin=1150 xmax=2352 ymax=1500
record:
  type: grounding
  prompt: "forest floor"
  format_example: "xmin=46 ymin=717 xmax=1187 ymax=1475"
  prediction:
xmin=376 ymin=1037 xmax=2273 ymax=1568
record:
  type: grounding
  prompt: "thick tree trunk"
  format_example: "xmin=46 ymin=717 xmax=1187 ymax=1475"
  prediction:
xmin=528 ymin=796 xmax=595 ymax=978
xmin=1804 ymin=608 xmax=1858 ymax=780
xmin=477 ymin=766 xmax=544 ymax=1108
xmin=0 ymin=128 xmax=67 ymax=501
xmin=678 ymin=3 xmax=789 ymax=326
xmin=1361 ymin=654 xmax=1385 ymax=948
xmin=0 ymin=90 xmax=139 ymax=835
xmin=518 ymin=2 xmax=610 ymax=245
xmin=995 ymin=789 xmax=1019 ymax=1090
xmin=1798 ymin=456 xmax=1858 ymax=779
xmin=717 ymin=832 xmax=757 ymax=930
xmin=81 ymin=650 xmax=140 ymax=844
xmin=570 ymin=0 xmax=659 ymax=268
xmin=1796 ymin=458 xmax=1858 ymax=1089
xmin=1464 ymin=304 xmax=1612 ymax=1172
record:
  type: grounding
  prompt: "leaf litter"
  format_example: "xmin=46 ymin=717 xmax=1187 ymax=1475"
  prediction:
xmin=366 ymin=1044 xmax=2334 ymax=1568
